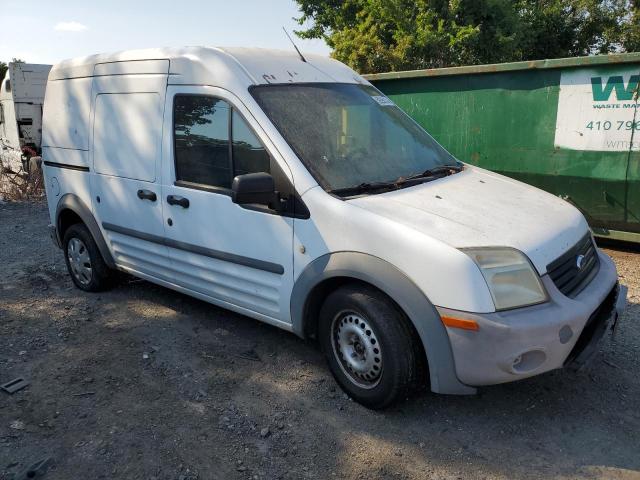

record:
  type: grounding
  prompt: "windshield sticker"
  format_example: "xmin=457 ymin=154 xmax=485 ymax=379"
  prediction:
xmin=372 ymin=95 xmax=395 ymax=107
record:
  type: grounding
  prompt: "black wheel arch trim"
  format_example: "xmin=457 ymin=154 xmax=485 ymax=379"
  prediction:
xmin=290 ymin=252 xmax=476 ymax=395
xmin=55 ymin=193 xmax=116 ymax=269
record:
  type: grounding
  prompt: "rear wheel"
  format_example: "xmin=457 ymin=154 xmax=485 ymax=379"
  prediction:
xmin=63 ymin=223 xmax=114 ymax=292
xmin=319 ymin=284 xmax=421 ymax=409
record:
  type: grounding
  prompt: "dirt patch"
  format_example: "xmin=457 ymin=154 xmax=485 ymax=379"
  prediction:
xmin=1 ymin=201 xmax=639 ymax=479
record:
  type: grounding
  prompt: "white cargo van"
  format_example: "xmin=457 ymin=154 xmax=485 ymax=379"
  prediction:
xmin=42 ymin=47 xmax=627 ymax=408
xmin=0 ymin=62 xmax=51 ymax=172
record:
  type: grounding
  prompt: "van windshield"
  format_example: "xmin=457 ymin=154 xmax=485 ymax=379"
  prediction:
xmin=251 ymin=83 xmax=458 ymax=193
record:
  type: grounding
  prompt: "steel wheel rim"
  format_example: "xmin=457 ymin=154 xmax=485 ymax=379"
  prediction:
xmin=67 ymin=237 xmax=92 ymax=286
xmin=331 ymin=310 xmax=382 ymax=389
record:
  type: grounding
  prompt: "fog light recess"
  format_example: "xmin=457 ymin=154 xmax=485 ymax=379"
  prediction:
xmin=511 ymin=349 xmax=546 ymax=374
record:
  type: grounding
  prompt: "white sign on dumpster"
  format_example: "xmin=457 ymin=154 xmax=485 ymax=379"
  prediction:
xmin=554 ymin=67 xmax=639 ymax=152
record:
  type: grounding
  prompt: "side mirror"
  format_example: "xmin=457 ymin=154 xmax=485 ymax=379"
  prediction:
xmin=232 ymin=172 xmax=276 ymax=207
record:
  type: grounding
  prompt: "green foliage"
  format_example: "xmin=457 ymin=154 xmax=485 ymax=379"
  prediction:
xmin=622 ymin=0 xmax=640 ymax=52
xmin=0 ymin=59 xmax=25 ymax=84
xmin=294 ymin=0 xmax=639 ymax=73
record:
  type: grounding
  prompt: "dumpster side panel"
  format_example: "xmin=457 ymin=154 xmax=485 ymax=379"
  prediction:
xmin=372 ymin=63 xmax=638 ymax=236
xmin=625 ymin=123 xmax=640 ymax=240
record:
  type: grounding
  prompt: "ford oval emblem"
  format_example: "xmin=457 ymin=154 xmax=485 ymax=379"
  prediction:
xmin=576 ymin=254 xmax=585 ymax=270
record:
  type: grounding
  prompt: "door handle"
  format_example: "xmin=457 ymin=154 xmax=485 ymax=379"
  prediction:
xmin=137 ymin=189 xmax=157 ymax=202
xmin=167 ymin=195 xmax=190 ymax=208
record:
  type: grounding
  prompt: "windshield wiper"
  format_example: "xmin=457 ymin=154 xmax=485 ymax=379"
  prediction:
xmin=395 ymin=163 xmax=464 ymax=184
xmin=399 ymin=163 xmax=464 ymax=183
xmin=329 ymin=181 xmax=399 ymax=197
xmin=329 ymin=164 xmax=463 ymax=197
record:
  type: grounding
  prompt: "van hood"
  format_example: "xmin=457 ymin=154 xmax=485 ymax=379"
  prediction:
xmin=349 ymin=166 xmax=589 ymax=274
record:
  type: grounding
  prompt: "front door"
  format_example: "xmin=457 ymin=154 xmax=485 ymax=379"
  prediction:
xmin=160 ymin=86 xmax=294 ymax=326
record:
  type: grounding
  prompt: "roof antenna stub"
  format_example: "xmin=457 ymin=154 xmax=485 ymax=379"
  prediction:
xmin=282 ymin=27 xmax=307 ymax=63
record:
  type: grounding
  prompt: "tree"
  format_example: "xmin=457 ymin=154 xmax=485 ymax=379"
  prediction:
xmin=622 ymin=0 xmax=640 ymax=52
xmin=0 ymin=58 xmax=25 ymax=84
xmin=294 ymin=0 xmax=638 ymax=73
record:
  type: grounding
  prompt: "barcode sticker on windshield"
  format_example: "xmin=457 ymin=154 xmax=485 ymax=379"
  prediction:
xmin=372 ymin=95 xmax=395 ymax=106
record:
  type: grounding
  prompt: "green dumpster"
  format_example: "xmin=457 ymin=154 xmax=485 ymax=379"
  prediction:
xmin=365 ymin=53 xmax=640 ymax=243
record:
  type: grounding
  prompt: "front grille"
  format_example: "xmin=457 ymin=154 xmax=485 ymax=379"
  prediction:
xmin=547 ymin=233 xmax=599 ymax=298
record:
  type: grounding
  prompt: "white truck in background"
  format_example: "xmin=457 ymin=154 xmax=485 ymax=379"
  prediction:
xmin=0 ymin=62 xmax=52 ymax=173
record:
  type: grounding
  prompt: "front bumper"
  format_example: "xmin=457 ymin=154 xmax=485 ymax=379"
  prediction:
xmin=564 ymin=282 xmax=626 ymax=368
xmin=440 ymin=251 xmax=626 ymax=386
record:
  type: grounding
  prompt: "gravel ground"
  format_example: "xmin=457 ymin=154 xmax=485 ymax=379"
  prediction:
xmin=1 ymin=200 xmax=639 ymax=480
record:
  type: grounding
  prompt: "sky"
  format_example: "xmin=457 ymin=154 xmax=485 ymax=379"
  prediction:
xmin=0 ymin=0 xmax=331 ymax=65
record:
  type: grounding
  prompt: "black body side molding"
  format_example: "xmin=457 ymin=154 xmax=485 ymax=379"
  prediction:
xmin=43 ymin=161 xmax=90 ymax=172
xmin=102 ymin=222 xmax=285 ymax=275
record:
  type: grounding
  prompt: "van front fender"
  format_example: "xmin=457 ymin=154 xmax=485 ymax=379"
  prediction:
xmin=291 ymin=252 xmax=476 ymax=395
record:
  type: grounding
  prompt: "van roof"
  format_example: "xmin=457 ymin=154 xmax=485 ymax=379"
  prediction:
xmin=48 ymin=46 xmax=364 ymax=86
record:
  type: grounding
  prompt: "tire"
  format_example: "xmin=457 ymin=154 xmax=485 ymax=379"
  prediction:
xmin=318 ymin=284 xmax=422 ymax=409
xmin=62 ymin=223 xmax=114 ymax=292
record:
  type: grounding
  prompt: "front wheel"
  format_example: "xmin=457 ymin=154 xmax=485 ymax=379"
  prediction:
xmin=318 ymin=284 xmax=422 ymax=409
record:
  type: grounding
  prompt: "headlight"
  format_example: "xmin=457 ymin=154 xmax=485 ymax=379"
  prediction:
xmin=462 ymin=247 xmax=547 ymax=310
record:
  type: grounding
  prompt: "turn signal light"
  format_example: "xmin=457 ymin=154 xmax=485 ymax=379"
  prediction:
xmin=440 ymin=316 xmax=479 ymax=331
